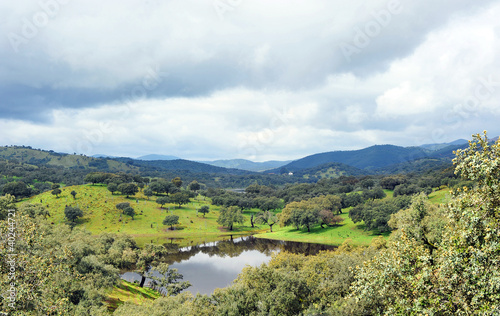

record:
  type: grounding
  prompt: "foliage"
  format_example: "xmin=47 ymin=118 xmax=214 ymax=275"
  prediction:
xmin=255 ymin=211 xmax=278 ymax=232
xmin=349 ymin=195 xmax=412 ymax=232
xmin=2 ymin=181 xmax=32 ymax=199
xmin=123 ymin=206 xmax=136 ymax=220
xmin=143 ymin=187 xmax=153 ymax=199
xmin=171 ymin=177 xmax=183 ymax=188
xmin=198 ymin=205 xmax=210 ymax=217
xmin=64 ymin=205 xmax=83 ymax=222
xmin=217 ymin=206 xmax=245 ymax=231
xmin=156 ymin=196 xmax=169 ymax=209
xmin=0 ymin=194 xmax=16 ymax=220
xmin=116 ymin=202 xmax=131 ymax=212
xmin=349 ymin=132 xmax=500 ymax=314
xmin=107 ymin=183 xmax=118 ymax=195
xmin=51 ymin=188 xmax=62 ymax=198
xmin=187 ymin=180 xmax=200 ymax=192
xmin=163 ymin=215 xmax=180 ymax=230
xmin=117 ymin=183 xmax=138 ymax=197
xmin=169 ymin=191 xmax=190 ymax=207
xmin=0 ymin=213 xmax=139 ymax=314
xmin=143 ymin=263 xmax=191 ymax=296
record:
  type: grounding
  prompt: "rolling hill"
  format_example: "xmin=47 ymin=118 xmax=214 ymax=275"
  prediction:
xmin=111 ymin=158 xmax=254 ymax=175
xmin=419 ymin=139 xmax=468 ymax=151
xmin=267 ymin=145 xmax=430 ymax=173
xmin=0 ymin=146 xmax=138 ymax=172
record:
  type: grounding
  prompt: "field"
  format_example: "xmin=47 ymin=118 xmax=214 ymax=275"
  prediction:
xmin=255 ymin=209 xmax=389 ymax=247
xmin=23 ymin=184 xmax=266 ymax=247
xmin=21 ymin=185 xmax=432 ymax=248
xmin=428 ymin=186 xmax=451 ymax=204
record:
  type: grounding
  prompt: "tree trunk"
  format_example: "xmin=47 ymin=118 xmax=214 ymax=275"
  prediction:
xmin=229 ymin=224 xmax=233 ymax=231
xmin=269 ymin=224 xmax=274 ymax=232
xmin=250 ymin=215 xmax=254 ymax=228
xmin=307 ymin=225 xmax=310 ymax=232
xmin=139 ymin=275 xmax=146 ymax=287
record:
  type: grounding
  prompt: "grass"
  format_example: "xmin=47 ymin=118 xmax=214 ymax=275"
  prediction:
xmin=104 ymin=280 xmax=160 ymax=312
xmin=22 ymin=185 xmax=404 ymax=248
xmin=428 ymin=186 xmax=451 ymax=204
xmin=255 ymin=211 xmax=389 ymax=247
xmin=23 ymin=184 xmax=266 ymax=247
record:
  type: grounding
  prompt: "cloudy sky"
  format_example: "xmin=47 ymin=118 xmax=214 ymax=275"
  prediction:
xmin=1 ymin=0 xmax=500 ymax=161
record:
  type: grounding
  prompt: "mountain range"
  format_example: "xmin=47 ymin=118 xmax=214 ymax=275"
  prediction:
xmin=0 ymin=139 xmax=476 ymax=179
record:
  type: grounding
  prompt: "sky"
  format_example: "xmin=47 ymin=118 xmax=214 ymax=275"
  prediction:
xmin=1 ymin=0 xmax=500 ymax=161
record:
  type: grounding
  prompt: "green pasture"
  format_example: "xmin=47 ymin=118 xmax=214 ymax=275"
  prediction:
xmin=23 ymin=184 xmax=265 ymax=247
xmin=255 ymin=211 xmax=389 ymax=247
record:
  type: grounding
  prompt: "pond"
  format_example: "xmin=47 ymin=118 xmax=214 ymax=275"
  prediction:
xmin=121 ymin=236 xmax=336 ymax=295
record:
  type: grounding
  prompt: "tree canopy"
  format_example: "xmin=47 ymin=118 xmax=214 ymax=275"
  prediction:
xmin=163 ymin=214 xmax=180 ymax=230
xmin=217 ymin=206 xmax=245 ymax=231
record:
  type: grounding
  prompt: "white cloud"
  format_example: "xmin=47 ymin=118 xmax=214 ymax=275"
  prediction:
xmin=1 ymin=1 xmax=500 ymax=160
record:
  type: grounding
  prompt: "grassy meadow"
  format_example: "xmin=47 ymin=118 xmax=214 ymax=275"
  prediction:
xmin=20 ymin=184 xmax=451 ymax=248
xmin=255 ymin=211 xmax=389 ymax=247
xmin=23 ymin=184 xmax=266 ymax=247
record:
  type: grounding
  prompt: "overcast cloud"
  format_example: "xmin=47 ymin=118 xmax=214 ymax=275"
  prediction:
xmin=1 ymin=0 xmax=499 ymax=161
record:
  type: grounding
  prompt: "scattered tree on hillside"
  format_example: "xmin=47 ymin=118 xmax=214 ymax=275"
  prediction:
xmin=117 ymin=183 xmax=138 ymax=198
xmin=116 ymin=202 xmax=131 ymax=213
xmin=123 ymin=206 xmax=136 ymax=220
xmin=217 ymin=206 xmax=245 ymax=231
xmin=149 ymin=179 xmax=178 ymax=195
xmin=107 ymin=183 xmax=118 ymax=195
xmin=156 ymin=196 xmax=169 ymax=209
xmin=70 ymin=190 xmax=77 ymax=199
xmin=84 ymin=172 xmax=111 ymax=185
xmin=143 ymin=187 xmax=153 ymax=200
xmin=51 ymin=188 xmax=62 ymax=198
xmin=163 ymin=214 xmax=180 ymax=230
xmin=169 ymin=192 xmax=190 ymax=207
xmin=64 ymin=205 xmax=83 ymax=222
xmin=198 ymin=205 xmax=210 ymax=217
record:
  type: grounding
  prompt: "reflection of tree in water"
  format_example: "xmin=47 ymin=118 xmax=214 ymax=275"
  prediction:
xmin=160 ymin=236 xmax=336 ymax=264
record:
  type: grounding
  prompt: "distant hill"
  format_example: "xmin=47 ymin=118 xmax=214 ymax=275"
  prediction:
xmin=201 ymin=159 xmax=291 ymax=172
xmin=0 ymin=146 xmax=138 ymax=172
xmin=267 ymin=145 xmax=429 ymax=173
xmin=112 ymin=158 xmax=254 ymax=175
xmin=419 ymin=139 xmax=468 ymax=151
xmin=136 ymin=154 xmax=180 ymax=161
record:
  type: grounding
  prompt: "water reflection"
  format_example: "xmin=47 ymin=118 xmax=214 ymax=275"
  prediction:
xmin=122 ymin=236 xmax=336 ymax=295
